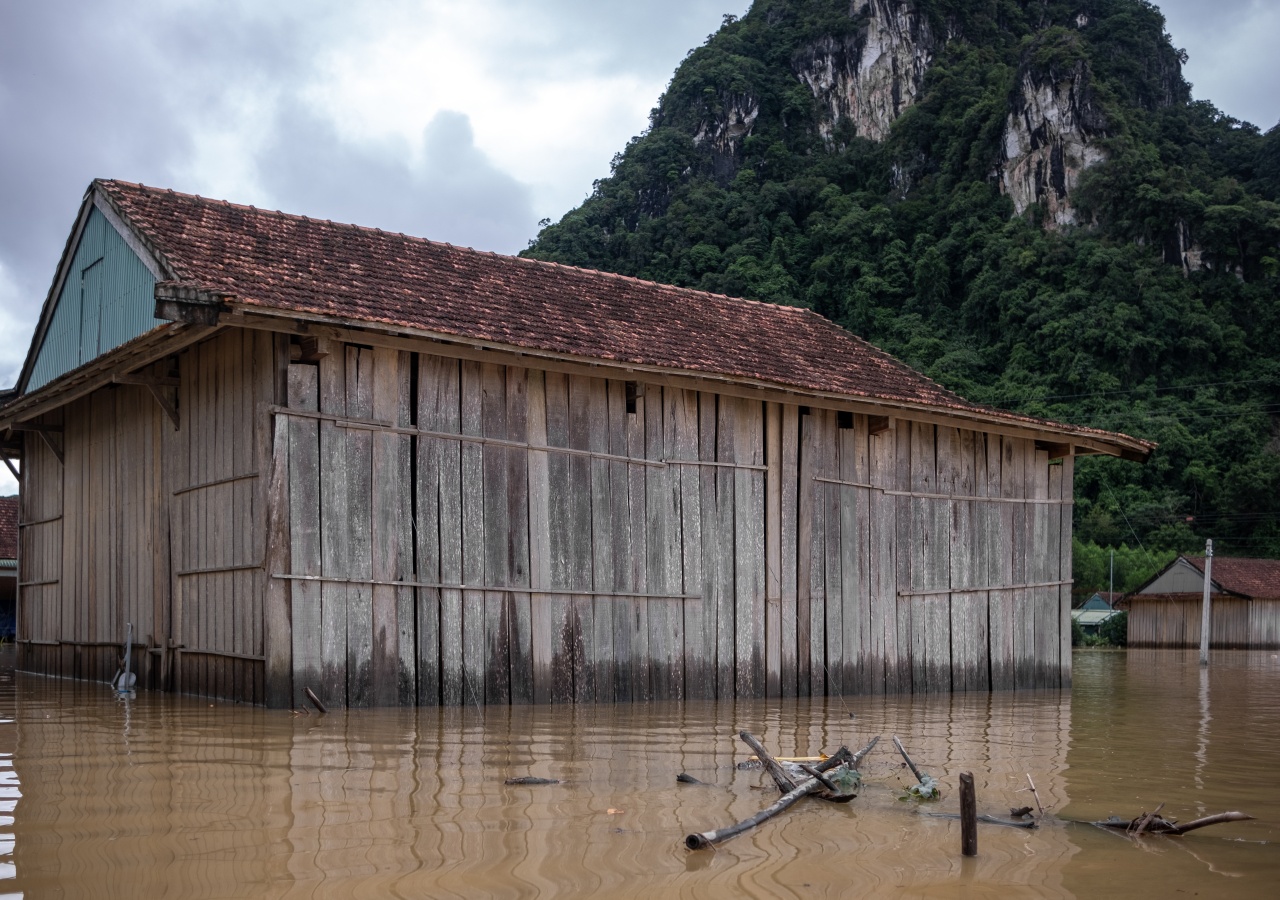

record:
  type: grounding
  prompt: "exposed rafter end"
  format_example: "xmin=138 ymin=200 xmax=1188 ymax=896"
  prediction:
xmin=1035 ymin=440 xmax=1073 ymax=460
xmin=154 ymin=283 xmax=233 ymax=326
xmin=868 ymin=415 xmax=891 ymax=435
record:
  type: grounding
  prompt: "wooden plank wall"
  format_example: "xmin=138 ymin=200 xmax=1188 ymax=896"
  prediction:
xmin=272 ymin=345 xmax=1075 ymax=705
xmin=18 ymin=330 xmax=1080 ymax=704
xmin=1128 ymin=596 xmax=1278 ymax=649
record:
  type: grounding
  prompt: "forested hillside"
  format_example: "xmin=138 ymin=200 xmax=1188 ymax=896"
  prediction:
xmin=523 ymin=0 xmax=1280 ymax=592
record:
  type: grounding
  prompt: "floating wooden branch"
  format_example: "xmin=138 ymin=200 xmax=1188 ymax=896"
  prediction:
xmin=684 ymin=736 xmax=870 ymax=851
xmin=893 ymin=735 xmax=939 ymax=800
xmin=1093 ymin=808 xmax=1254 ymax=836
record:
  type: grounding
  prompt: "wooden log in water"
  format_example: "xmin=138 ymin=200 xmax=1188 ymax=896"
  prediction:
xmin=1091 ymin=808 xmax=1254 ymax=835
xmin=685 ymin=777 xmax=822 ymax=851
xmin=893 ymin=734 xmax=926 ymax=783
xmin=738 ymin=731 xmax=797 ymax=793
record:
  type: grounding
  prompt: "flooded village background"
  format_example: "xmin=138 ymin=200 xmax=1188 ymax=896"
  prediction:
xmin=1 ymin=646 xmax=1276 ymax=897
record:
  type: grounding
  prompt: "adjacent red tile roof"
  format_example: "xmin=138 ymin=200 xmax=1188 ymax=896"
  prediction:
xmin=1184 ymin=556 xmax=1280 ymax=601
xmin=94 ymin=179 xmax=1151 ymax=451
xmin=0 ymin=496 xmax=17 ymax=561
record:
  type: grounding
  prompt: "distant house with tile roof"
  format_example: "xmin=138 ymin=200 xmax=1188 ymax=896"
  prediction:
xmin=1128 ymin=555 xmax=1280 ymax=648
xmin=0 ymin=179 xmax=1153 ymax=707
xmin=0 ymin=496 xmax=16 ymax=638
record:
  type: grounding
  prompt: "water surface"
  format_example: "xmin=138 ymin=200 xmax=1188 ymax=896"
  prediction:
xmin=1 ymin=647 xmax=1276 ymax=897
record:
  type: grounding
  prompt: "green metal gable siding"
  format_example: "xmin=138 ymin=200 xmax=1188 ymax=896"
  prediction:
xmin=27 ymin=207 xmax=161 ymax=392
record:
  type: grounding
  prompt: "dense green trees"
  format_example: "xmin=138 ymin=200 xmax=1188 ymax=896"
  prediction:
xmin=525 ymin=0 xmax=1280 ymax=584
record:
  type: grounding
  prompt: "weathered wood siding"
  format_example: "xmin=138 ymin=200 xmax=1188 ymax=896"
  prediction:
xmin=18 ymin=331 xmax=1077 ymax=705
xmin=1128 ymin=596 xmax=1280 ymax=649
xmin=18 ymin=329 xmax=274 ymax=701
xmin=271 ymin=344 xmax=1075 ymax=705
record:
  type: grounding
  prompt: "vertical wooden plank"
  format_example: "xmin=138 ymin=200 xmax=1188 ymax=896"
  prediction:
xmin=587 ymin=377 xmax=615 ymax=702
xmin=394 ymin=351 xmax=416 ymax=704
xmin=894 ymin=420 xmax=914 ymax=693
xmin=648 ymin=386 xmax=681 ymax=700
xmin=795 ymin=408 xmax=814 ymax=696
xmin=838 ymin=417 xmax=865 ymax=695
xmin=543 ymin=371 xmax=575 ymax=703
xmin=317 ymin=346 xmax=348 ymax=707
xmin=480 ymin=362 xmax=511 ymax=706
xmin=263 ymin=402 xmax=293 ymax=707
xmin=345 ymin=347 xmax=375 ymax=706
xmin=988 ymin=436 xmax=1014 ymax=690
xmin=459 ymin=360 xmax=486 ymax=705
xmin=606 ymin=379 xmax=634 ymax=702
xmin=807 ymin=410 xmax=827 ymax=697
xmin=697 ymin=392 xmax=725 ymax=698
xmin=507 ymin=366 xmax=533 ymax=705
xmin=733 ymin=397 xmax=765 ymax=699
xmin=946 ymin=428 xmax=984 ymax=692
xmin=525 ymin=369 xmax=555 ymax=704
xmin=287 ymin=364 xmax=320 ymax=708
xmin=567 ymin=375 xmax=596 ymax=703
xmin=1006 ymin=437 xmax=1031 ymax=689
xmin=422 ymin=354 xmax=462 ymax=705
xmin=823 ymin=413 xmax=844 ymax=696
xmin=869 ymin=422 xmax=899 ymax=694
xmin=675 ymin=389 xmax=707 ymax=699
xmin=764 ymin=402 xmax=783 ymax=698
xmin=1032 ymin=448 xmax=1053 ymax=688
xmin=779 ymin=404 xmax=799 ymax=698
xmin=1046 ymin=457 xmax=1064 ymax=688
xmin=627 ymin=384 xmax=651 ymax=700
xmin=965 ymin=429 xmax=991 ymax=692
xmin=1058 ymin=453 xmax=1074 ymax=688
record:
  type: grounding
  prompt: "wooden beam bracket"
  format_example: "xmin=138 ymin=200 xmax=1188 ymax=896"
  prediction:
xmin=114 ymin=373 xmax=180 ymax=429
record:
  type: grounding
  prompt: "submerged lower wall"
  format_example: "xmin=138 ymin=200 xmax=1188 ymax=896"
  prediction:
xmin=267 ymin=339 xmax=1074 ymax=709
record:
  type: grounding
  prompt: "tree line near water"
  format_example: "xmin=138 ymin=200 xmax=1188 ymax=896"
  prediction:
xmin=524 ymin=0 xmax=1280 ymax=593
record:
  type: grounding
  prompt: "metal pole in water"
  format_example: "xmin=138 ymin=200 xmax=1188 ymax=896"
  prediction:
xmin=1199 ymin=540 xmax=1213 ymax=666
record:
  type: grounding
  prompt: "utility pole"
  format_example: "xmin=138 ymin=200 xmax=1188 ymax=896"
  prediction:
xmin=1199 ymin=539 xmax=1214 ymax=666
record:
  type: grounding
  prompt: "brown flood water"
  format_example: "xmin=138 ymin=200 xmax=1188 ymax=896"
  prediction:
xmin=0 ymin=647 xmax=1276 ymax=898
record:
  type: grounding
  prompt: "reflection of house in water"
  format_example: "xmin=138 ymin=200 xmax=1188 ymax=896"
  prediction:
xmin=1071 ymin=592 xmax=1121 ymax=635
xmin=1128 ymin=556 xmax=1280 ymax=649
xmin=0 ymin=496 xmax=16 ymax=638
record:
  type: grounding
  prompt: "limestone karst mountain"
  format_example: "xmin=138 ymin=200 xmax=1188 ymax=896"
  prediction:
xmin=525 ymin=0 xmax=1280 ymax=567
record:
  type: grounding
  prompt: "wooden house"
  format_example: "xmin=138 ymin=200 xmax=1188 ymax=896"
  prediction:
xmin=0 ymin=180 xmax=1153 ymax=707
xmin=0 ymin=496 xmax=15 ymax=638
xmin=1128 ymin=555 xmax=1280 ymax=649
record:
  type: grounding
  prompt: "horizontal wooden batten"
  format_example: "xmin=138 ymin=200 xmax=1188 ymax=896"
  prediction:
xmin=226 ymin=307 xmax=1151 ymax=461
xmin=18 ymin=514 xmax=63 ymax=527
xmin=813 ymin=476 xmax=1073 ymax=505
xmin=18 ymin=578 xmax=59 ymax=588
xmin=270 ymin=405 xmax=732 ymax=470
xmin=898 ymin=580 xmax=1072 ymax=598
xmin=175 ymin=563 xmax=263 ymax=578
xmin=172 ymin=472 xmax=260 ymax=497
xmin=176 ymin=648 xmax=267 ymax=662
xmin=273 ymin=572 xmax=700 ymax=600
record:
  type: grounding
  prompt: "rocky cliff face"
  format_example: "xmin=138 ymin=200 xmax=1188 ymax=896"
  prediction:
xmin=793 ymin=0 xmax=938 ymax=143
xmin=998 ymin=58 xmax=1108 ymax=226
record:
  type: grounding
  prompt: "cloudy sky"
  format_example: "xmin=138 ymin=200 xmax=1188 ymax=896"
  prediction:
xmin=1 ymin=0 xmax=1277 ymax=494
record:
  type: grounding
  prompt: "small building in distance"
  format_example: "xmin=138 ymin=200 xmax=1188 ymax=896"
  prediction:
xmin=1128 ymin=555 xmax=1280 ymax=649
xmin=0 ymin=496 xmax=15 ymax=638
xmin=0 ymin=180 xmax=1153 ymax=708
xmin=1071 ymin=592 xmax=1121 ymax=635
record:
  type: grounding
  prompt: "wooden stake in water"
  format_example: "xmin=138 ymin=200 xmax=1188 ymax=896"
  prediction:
xmin=960 ymin=772 xmax=977 ymax=857
xmin=1199 ymin=539 xmax=1214 ymax=666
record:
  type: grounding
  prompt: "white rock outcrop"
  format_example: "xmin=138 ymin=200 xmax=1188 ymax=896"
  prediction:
xmin=794 ymin=0 xmax=936 ymax=143
xmin=998 ymin=61 xmax=1107 ymax=226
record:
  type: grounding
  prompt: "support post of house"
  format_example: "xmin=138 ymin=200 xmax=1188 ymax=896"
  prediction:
xmin=1199 ymin=539 xmax=1213 ymax=666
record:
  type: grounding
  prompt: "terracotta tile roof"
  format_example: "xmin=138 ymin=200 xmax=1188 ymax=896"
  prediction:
xmin=1184 ymin=556 xmax=1280 ymax=601
xmin=94 ymin=180 xmax=1151 ymax=451
xmin=0 ymin=496 xmax=17 ymax=561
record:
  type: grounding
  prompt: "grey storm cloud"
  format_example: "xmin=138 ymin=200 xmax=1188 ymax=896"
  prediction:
xmin=258 ymin=108 xmax=535 ymax=253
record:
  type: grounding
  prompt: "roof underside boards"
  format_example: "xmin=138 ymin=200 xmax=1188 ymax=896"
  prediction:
xmin=8 ymin=179 xmax=1153 ymax=459
xmin=25 ymin=204 xmax=162 ymax=393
